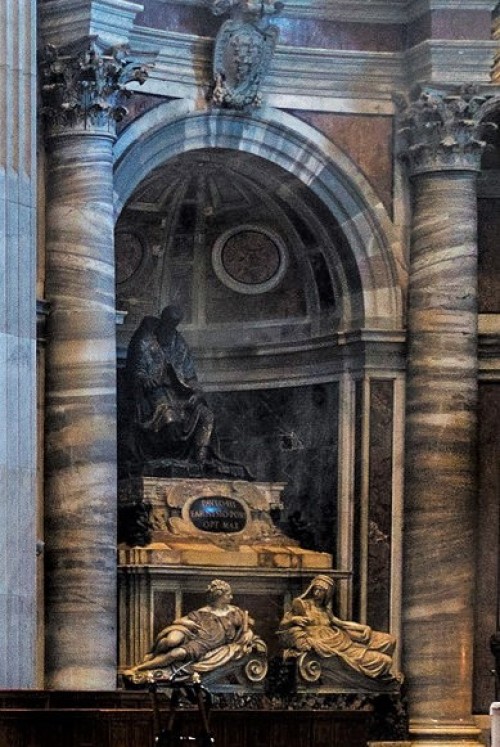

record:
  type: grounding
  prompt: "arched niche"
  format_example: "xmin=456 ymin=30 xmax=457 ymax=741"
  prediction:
xmin=114 ymin=102 xmax=405 ymax=370
xmin=113 ymin=103 xmax=407 ymax=576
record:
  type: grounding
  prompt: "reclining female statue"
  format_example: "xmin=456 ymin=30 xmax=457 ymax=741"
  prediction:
xmin=278 ymin=575 xmax=398 ymax=683
xmin=124 ymin=580 xmax=266 ymax=682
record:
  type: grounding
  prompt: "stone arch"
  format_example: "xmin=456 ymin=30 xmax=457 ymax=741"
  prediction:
xmin=114 ymin=100 xmax=405 ymax=330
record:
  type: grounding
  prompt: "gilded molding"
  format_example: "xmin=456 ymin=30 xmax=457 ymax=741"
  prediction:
xmin=396 ymin=85 xmax=497 ymax=175
xmin=39 ymin=36 xmax=151 ymax=135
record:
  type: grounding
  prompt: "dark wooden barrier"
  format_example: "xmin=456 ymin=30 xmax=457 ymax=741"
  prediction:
xmin=0 ymin=691 xmax=373 ymax=747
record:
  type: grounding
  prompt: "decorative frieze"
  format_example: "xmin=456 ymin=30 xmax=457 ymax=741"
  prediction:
xmin=39 ymin=36 xmax=151 ymax=134
xmin=128 ymin=24 xmax=405 ymax=111
xmin=397 ymin=85 xmax=496 ymax=175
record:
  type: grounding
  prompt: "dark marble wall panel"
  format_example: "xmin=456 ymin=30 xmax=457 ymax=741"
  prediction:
xmin=406 ymin=10 xmax=492 ymax=48
xmin=367 ymin=380 xmax=393 ymax=633
xmin=116 ymin=95 xmax=171 ymax=135
xmin=206 ymin=384 xmax=339 ymax=557
xmin=430 ymin=10 xmax=492 ymax=40
xmin=473 ymin=383 xmax=500 ymax=713
xmin=273 ymin=19 xmax=404 ymax=52
xmin=478 ymin=199 xmax=500 ymax=313
xmin=136 ymin=1 xmax=220 ymax=36
xmin=289 ymin=112 xmax=393 ymax=218
xmin=153 ymin=592 xmax=176 ymax=639
xmin=136 ymin=2 xmax=404 ymax=52
xmin=352 ymin=380 xmax=364 ymax=621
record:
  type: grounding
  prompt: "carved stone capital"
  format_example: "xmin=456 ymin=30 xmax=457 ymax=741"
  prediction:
xmin=39 ymin=35 xmax=151 ymax=137
xmin=396 ymin=85 xmax=497 ymax=176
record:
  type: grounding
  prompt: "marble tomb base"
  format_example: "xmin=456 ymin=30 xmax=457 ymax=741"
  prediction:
xmin=117 ymin=478 xmax=341 ymax=681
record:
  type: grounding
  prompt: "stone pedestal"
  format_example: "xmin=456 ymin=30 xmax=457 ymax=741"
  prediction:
xmin=117 ymin=477 xmax=338 ymax=678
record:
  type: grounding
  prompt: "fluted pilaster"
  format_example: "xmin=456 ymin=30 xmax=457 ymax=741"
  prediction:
xmin=0 ymin=0 xmax=38 ymax=687
xmin=398 ymin=86 xmax=495 ymax=746
xmin=41 ymin=37 xmax=148 ymax=690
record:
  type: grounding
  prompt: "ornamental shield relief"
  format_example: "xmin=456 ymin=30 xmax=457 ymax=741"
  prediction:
xmin=211 ymin=17 xmax=279 ymax=109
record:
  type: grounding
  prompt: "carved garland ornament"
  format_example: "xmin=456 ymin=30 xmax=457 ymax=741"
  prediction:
xmin=39 ymin=36 xmax=151 ymax=133
xmin=205 ymin=0 xmax=284 ymax=109
xmin=396 ymin=84 xmax=498 ymax=175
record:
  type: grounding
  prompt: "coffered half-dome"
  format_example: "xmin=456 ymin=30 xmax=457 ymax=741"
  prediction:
xmin=116 ymin=147 xmax=368 ymax=387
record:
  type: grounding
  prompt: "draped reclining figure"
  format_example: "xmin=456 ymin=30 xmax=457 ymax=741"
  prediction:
xmin=277 ymin=575 xmax=402 ymax=692
xmin=123 ymin=580 xmax=267 ymax=687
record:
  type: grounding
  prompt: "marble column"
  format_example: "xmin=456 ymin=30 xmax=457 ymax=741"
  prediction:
xmin=40 ymin=38 xmax=148 ymax=689
xmin=398 ymin=87 xmax=494 ymax=746
xmin=0 ymin=0 xmax=38 ymax=688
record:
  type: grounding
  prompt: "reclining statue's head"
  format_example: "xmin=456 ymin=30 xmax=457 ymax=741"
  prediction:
xmin=301 ymin=575 xmax=335 ymax=607
xmin=207 ymin=579 xmax=233 ymax=608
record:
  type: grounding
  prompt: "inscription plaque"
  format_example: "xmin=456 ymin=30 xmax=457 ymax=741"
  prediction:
xmin=189 ymin=496 xmax=247 ymax=533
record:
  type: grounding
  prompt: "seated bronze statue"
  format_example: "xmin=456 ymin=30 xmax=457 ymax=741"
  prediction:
xmin=121 ymin=305 xmax=252 ymax=479
xmin=124 ymin=305 xmax=214 ymax=464
xmin=123 ymin=580 xmax=267 ymax=685
xmin=278 ymin=575 xmax=400 ymax=689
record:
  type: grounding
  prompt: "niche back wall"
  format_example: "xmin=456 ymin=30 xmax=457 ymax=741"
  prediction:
xmin=206 ymin=383 xmax=339 ymax=558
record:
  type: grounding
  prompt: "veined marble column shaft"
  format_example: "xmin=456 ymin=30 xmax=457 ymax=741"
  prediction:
xmin=41 ymin=38 xmax=149 ymax=690
xmin=44 ymin=130 xmax=118 ymax=690
xmin=0 ymin=0 xmax=37 ymax=687
xmin=399 ymin=87 xmax=494 ymax=746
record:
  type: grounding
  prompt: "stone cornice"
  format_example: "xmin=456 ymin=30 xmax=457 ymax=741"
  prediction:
xmin=40 ymin=0 xmax=144 ymax=48
xmin=123 ymin=23 xmax=496 ymax=112
xmin=117 ymin=327 xmax=407 ymax=388
xmin=405 ymin=40 xmax=498 ymax=87
xmin=128 ymin=26 xmax=405 ymax=111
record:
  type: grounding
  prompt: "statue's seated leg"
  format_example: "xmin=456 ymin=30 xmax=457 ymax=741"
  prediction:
xmin=194 ymin=406 xmax=215 ymax=463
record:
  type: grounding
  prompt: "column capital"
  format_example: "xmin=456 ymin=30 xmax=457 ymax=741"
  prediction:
xmin=396 ymin=84 xmax=498 ymax=177
xmin=39 ymin=35 xmax=152 ymax=138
